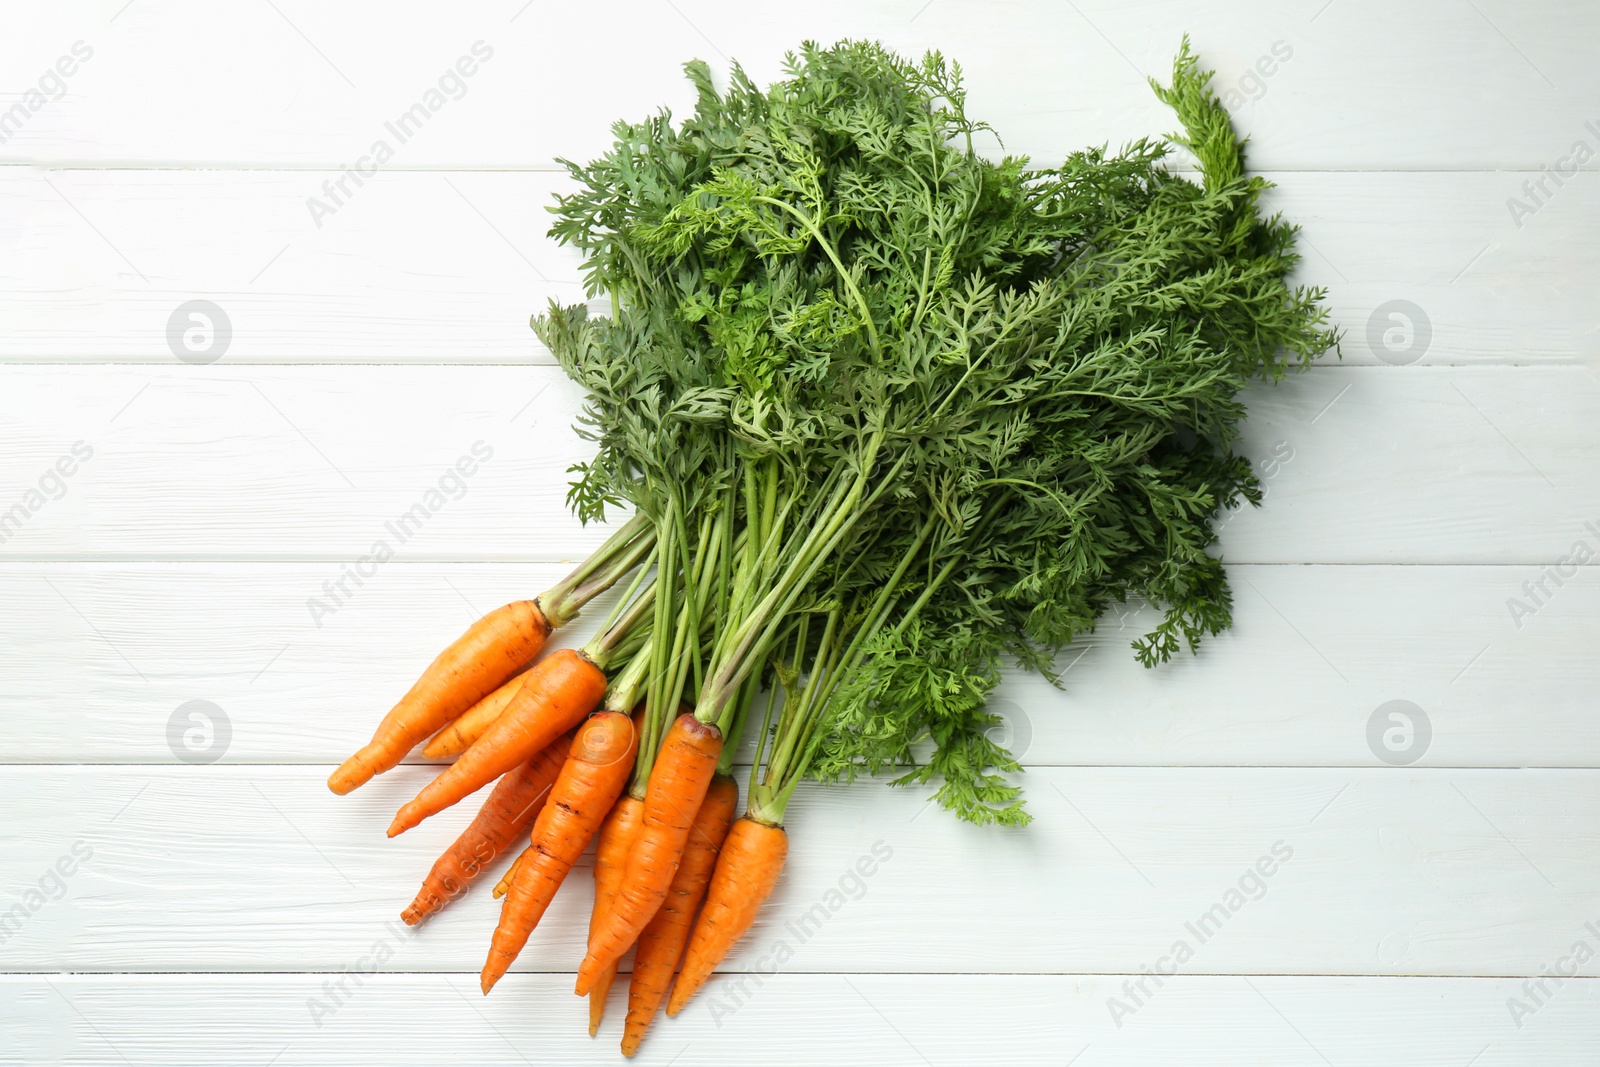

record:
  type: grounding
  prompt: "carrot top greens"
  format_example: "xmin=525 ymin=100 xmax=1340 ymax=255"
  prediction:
xmin=330 ymin=40 xmax=1344 ymax=1052
xmin=537 ymin=38 xmax=1336 ymax=826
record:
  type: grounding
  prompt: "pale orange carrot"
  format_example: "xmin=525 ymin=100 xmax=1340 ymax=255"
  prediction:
xmin=586 ymin=794 xmax=645 ymax=1036
xmin=621 ymin=773 xmax=738 ymax=1056
xmin=665 ymin=816 xmax=789 ymax=1016
xmin=492 ymin=851 xmax=524 ymax=899
xmin=400 ymin=730 xmax=574 ymax=925
xmin=422 ymin=671 xmax=529 ymax=759
xmin=479 ymin=711 xmax=637 ymax=993
xmin=575 ymin=713 xmax=723 ymax=995
xmin=329 ymin=600 xmax=550 ymax=794
xmin=388 ymin=648 xmax=608 ymax=837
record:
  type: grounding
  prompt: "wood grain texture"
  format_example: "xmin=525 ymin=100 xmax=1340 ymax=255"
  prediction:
xmin=4 ymin=169 xmax=1595 ymax=364
xmin=0 ymin=365 xmax=607 ymax=561
xmin=0 ymin=562 xmax=1591 ymax=767
xmin=0 ymin=364 xmax=1594 ymax=563
xmin=6 ymin=2 xmax=1600 ymax=1062
xmin=5 ymin=973 xmax=1598 ymax=1066
xmin=2 ymin=766 xmax=1596 ymax=977
xmin=3 ymin=0 xmax=1596 ymax=170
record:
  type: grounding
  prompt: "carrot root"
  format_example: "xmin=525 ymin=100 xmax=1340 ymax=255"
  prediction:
xmin=479 ymin=711 xmax=637 ymax=994
xmin=422 ymin=671 xmax=529 ymax=760
xmin=665 ymin=817 xmax=788 ymax=1017
xmin=621 ymin=773 xmax=739 ymax=1056
xmin=588 ymin=959 xmax=621 ymax=1037
xmin=491 ymin=852 xmax=523 ymax=900
xmin=389 ymin=648 xmax=607 ymax=837
xmin=575 ymin=714 xmax=723 ymax=995
xmin=586 ymin=794 xmax=645 ymax=1036
xmin=329 ymin=599 xmax=549 ymax=794
xmin=400 ymin=731 xmax=573 ymax=925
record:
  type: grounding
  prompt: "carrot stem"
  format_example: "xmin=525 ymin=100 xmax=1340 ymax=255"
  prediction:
xmin=536 ymin=513 xmax=654 ymax=628
xmin=601 ymin=637 xmax=654 ymax=717
xmin=584 ymin=575 xmax=657 ymax=667
xmin=697 ymin=435 xmax=880 ymax=727
xmin=641 ymin=496 xmax=680 ymax=777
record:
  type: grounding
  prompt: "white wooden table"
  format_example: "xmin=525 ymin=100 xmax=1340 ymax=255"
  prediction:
xmin=3 ymin=2 xmax=1598 ymax=1063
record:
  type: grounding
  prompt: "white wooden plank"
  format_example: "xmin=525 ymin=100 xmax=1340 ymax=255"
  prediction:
xmin=0 ymin=364 xmax=1594 ymax=563
xmin=4 ymin=0 xmax=1597 ymax=171
xmin=1 ymin=765 xmax=1595 ymax=976
xmin=5 ymin=973 xmax=1598 ymax=1066
xmin=0 ymin=364 xmax=611 ymax=561
xmin=1 ymin=4 xmax=1593 ymax=1064
xmin=5 ymin=168 xmax=1597 ymax=364
xmin=1215 ymin=365 xmax=1600 ymax=564
xmin=1 ymin=563 xmax=1593 ymax=768
xmin=1 ymin=169 xmax=584 ymax=363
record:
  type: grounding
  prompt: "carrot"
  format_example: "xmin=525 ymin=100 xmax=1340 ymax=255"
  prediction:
xmin=588 ymin=960 xmax=624 ymax=1035
xmin=621 ymin=773 xmax=738 ymax=1056
xmin=665 ymin=816 xmax=789 ymax=1017
xmin=492 ymin=851 xmax=524 ymax=899
xmin=399 ymin=730 xmax=574 ymax=925
xmin=388 ymin=648 xmax=608 ymax=837
xmin=574 ymin=713 xmax=723 ymax=995
xmin=587 ymin=706 xmax=664 ymax=1034
xmin=422 ymin=671 xmax=529 ymax=760
xmin=586 ymin=795 xmax=645 ymax=1036
xmin=498 ymin=693 xmax=649 ymax=907
xmin=480 ymin=711 xmax=637 ymax=994
xmin=329 ymin=600 xmax=550 ymax=794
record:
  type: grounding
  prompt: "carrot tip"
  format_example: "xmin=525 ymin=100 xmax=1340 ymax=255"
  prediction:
xmin=588 ymin=976 xmax=614 ymax=1036
xmin=574 ymin=956 xmax=612 ymax=997
xmin=327 ymin=761 xmax=366 ymax=795
xmin=329 ymin=742 xmax=387 ymax=794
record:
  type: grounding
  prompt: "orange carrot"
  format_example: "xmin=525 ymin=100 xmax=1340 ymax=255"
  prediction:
xmin=492 ymin=851 xmax=525 ymax=899
xmin=399 ymin=730 xmax=574 ymax=926
xmin=622 ymin=773 xmax=738 ymax=1056
xmin=480 ymin=711 xmax=637 ymax=993
xmin=495 ymin=710 xmax=641 ymax=919
xmin=586 ymin=794 xmax=645 ymax=1036
xmin=330 ymin=600 xmax=550 ymax=794
xmin=388 ymin=648 xmax=608 ymax=837
xmin=575 ymin=713 xmax=723 ymax=994
xmin=665 ymin=816 xmax=789 ymax=1017
xmin=422 ymin=671 xmax=529 ymax=760
xmin=496 ymin=702 xmax=645 ymax=905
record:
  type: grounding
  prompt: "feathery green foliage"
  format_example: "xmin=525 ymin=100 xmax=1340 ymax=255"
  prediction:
xmin=537 ymin=37 xmax=1337 ymax=826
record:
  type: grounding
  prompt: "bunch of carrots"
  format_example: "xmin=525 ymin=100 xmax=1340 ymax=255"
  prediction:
xmin=329 ymin=513 xmax=792 ymax=1054
xmin=326 ymin=40 xmax=1334 ymax=1057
